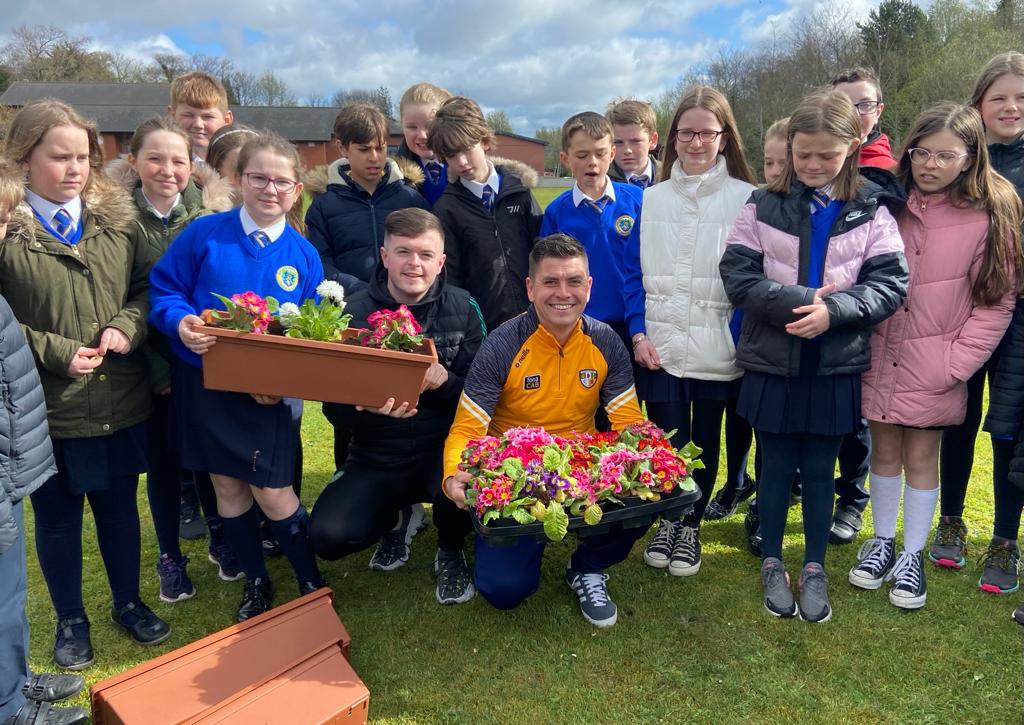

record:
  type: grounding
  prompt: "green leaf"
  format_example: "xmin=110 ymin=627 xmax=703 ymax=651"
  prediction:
xmin=681 ymin=441 xmax=703 ymax=459
xmin=265 ymin=296 xmax=279 ymax=313
xmin=543 ymin=501 xmax=569 ymax=542
xmin=510 ymin=508 xmax=536 ymax=525
xmin=583 ymin=504 xmax=603 ymax=526
xmin=501 ymin=457 xmax=525 ymax=480
xmin=542 ymin=447 xmax=561 ymax=470
xmin=482 ymin=510 xmax=498 ymax=525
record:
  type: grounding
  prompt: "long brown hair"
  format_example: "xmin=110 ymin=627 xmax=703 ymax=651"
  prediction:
xmin=769 ymin=89 xmax=863 ymax=200
xmin=659 ymin=86 xmax=756 ymax=184
xmin=898 ymin=102 xmax=1024 ymax=303
xmin=970 ymin=52 xmax=1024 ymax=112
xmin=4 ymin=99 xmax=104 ymax=195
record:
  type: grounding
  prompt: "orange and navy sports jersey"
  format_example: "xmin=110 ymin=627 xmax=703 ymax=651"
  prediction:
xmin=442 ymin=307 xmax=643 ymax=482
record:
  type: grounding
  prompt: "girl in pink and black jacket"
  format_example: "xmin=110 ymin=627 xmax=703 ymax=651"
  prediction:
xmin=851 ymin=104 xmax=1021 ymax=609
xmin=720 ymin=90 xmax=908 ymax=623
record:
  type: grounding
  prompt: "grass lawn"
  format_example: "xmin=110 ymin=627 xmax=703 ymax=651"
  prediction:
xmin=22 ymin=187 xmax=1023 ymax=722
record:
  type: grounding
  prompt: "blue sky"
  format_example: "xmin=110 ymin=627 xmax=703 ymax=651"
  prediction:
xmin=6 ymin=0 xmax=880 ymax=132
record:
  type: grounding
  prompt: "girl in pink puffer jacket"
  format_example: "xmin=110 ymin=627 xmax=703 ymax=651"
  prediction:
xmin=851 ymin=103 xmax=1023 ymax=610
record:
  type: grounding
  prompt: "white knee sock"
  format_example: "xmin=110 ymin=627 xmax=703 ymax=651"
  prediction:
xmin=902 ymin=485 xmax=939 ymax=553
xmin=868 ymin=471 xmax=902 ymax=539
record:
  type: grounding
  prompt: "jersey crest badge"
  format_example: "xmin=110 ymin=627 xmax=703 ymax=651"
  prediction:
xmin=579 ymin=369 xmax=598 ymax=389
xmin=276 ymin=265 xmax=299 ymax=292
xmin=614 ymin=214 xmax=634 ymax=237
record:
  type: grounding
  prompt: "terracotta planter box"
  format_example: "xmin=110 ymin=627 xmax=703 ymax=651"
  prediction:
xmin=90 ymin=589 xmax=369 ymax=725
xmin=197 ymin=325 xmax=437 ymax=409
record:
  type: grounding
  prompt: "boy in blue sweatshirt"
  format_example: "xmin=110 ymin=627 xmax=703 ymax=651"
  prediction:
xmin=541 ymin=112 xmax=643 ymax=346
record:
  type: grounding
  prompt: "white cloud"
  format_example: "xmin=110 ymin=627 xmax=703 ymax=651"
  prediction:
xmin=2 ymin=0 xmax=885 ymax=133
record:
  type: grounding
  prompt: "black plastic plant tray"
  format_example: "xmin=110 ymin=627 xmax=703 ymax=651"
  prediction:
xmin=471 ymin=485 xmax=701 ymax=546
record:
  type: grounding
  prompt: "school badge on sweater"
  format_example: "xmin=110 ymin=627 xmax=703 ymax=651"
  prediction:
xmin=276 ymin=266 xmax=299 ymax=291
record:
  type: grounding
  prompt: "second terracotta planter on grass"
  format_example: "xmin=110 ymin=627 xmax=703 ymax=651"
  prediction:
xmin=197 ymin=325 xmax=437 ymax=409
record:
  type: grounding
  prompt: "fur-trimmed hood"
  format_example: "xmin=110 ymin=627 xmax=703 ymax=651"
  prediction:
xmin=304 ymin=157 xmax=422 ymax=198
xmin=6 ymin=173 xmax=138 ymax=242
xmin=105 ymin=156 xmax=236 ymax=212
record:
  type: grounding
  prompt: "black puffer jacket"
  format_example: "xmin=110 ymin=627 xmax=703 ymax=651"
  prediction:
xmin=984 ymin=298 xmax=1024 ymax=438
xmin=323 ymin=263 xmax=485 ymax=467
xmin=304 ymin=159 xmax=429 ymax=285
xmin=431 ymin=161 xmax=541 ymax=331
xmin=990 ymin=135 xmax=1024 ymax=199
xmin=720 ymin=169 xmax=909 ymax=377
xmin=0 ymin=294 xmax=57 ymax=553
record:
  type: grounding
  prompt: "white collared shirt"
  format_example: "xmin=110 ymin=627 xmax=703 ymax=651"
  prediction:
xmin=628 ymin=159 xmax=655 ymax=185
xmin=142 ymin=191 xmax=182 ymax=221
xmin=239 ymin=206 xmax=287 ymax=244
xmin=26 ymin=190 xmax=82 ymax=234
xmin=460 ymin=162 xmax=500 ymax=200
xmin=809 ymin=183 xmax=836 ymax=213
xmin=571 ymin=177 xmax=616 ymax=207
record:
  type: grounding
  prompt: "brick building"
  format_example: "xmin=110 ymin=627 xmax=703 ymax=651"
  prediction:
xmin=0 ymin=81 xmax=547 ymax=173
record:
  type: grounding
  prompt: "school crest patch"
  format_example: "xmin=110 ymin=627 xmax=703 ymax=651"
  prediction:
xmin=276 ymin=265 xmax=299 ymax=292
xmin=578 ymin=369 xmax=598 ymax=389
xmin=614 ymin=214 xmax=635 ymax=237
xmin=524 ymin=374 xmax=541 ymax=390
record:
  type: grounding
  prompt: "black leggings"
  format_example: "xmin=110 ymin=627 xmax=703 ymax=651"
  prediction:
xmin=757 ymin=431 xmax=842 ymax=566
xmin=939 ymin=363 xmax=989 ymax=517
xmin=308 ymin=457 xmax=472 ymax=561
xmin=646 ymin=396 xmax=752 ymax=525
xmin=31 ymin=472 xmax=142 ymax=620
xmin=992 ymin=437 xmax=1024 ymax=540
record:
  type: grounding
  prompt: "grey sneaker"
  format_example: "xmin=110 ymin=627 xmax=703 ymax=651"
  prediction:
xmin=565 ymin=568 xmax=617 ymax=627
xmin=369 ymin=506 xmax=419 ymax=572
xmin=978 ymin=539 xmax=1020 ymax=594
xmin=643 ymin=519 xmax=677 ymax=569
xmin=848 ymin=536 xmax=896 ymax=590
xmin=1013 ymin=601 xmax=1024 ymax=626
xmin=887 ymin=550 xmax=927 ymax=609
xmin=668 ymin=525 xmax=701 ymax=577
xmin=761 ymin=557 xmax=796 ymax=618
xmin=798 ymin=563 xmax=832 ymax=623
xmin=434 ymin=549 xmax=475 ymax=605
xmin=928 ymin=516 xmax=967 ymax=570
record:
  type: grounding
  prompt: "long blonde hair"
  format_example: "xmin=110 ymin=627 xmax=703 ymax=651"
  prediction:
xmin=769 ymin=89 xmax=863 ymax=200
xmin=898 ymin=102 xmax=1024 ymax=303
xmin=4 ymin=99 xmax=104 ymax=195
xmin=659 ymin=86 xmax=756 ymax=184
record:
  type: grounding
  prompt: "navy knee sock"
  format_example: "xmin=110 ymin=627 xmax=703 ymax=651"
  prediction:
xmin=221 ymin=504 xmax=268 ymax=581
xmin=267 ymin=505 xmax=323 ymax=585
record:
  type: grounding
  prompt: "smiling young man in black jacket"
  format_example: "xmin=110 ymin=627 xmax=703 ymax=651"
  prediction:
xmin=428 ymin=97 xmax=542 ymax=332
xmin=308 ymin=208 xmax=485 ymax=605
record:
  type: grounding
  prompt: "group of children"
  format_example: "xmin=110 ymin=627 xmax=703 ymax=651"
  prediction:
xmin=2 ymin=49 xmax=1024 ymax=683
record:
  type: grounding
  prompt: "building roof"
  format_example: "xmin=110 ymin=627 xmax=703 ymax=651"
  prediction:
xmin=0 ymin=81 xmax=546 ymax=145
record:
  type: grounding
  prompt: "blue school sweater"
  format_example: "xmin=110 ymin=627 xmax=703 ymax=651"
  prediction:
xmin=149 ymin=209 xmax=324 ymax=368
xmin=540 ymin=181 xmax=644 ymax=334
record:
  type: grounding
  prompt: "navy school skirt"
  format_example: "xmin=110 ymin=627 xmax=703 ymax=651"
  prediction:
xmin=171 ymin=359 xmax=302 ymax=488
xmin=737 ymin=370 xmax=861 ymax=437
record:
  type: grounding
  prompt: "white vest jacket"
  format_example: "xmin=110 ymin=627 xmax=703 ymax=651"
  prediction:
xmin=640 ymin=157 xmax=754 ymax=381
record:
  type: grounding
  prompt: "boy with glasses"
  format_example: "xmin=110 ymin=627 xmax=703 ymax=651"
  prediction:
xmin=831 ymin=67 xmax=897 ymax=170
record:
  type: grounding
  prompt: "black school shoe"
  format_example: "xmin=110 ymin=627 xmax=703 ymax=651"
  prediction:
xmin=829 ymin=503 xmax=862 ymax=545
xmin=3 ymin=700 xmax=89 ymax=725
xmin=744 ymin=499 xmax=762 ymax=557
xmin=237 ymin=577 xmax=274 ymax=622
xmin=704 ymin=475 xmax=757 ymax=521
xmin=298 ymin=578 xmax=328 ymax=597
xmin=110 ymin=601 xmax=171 ymax=646
xmin=52 ymin=618 xmax=93 ymax=671
xmin=1012 ymin=601 xmax=1024 ymax=626
xmin=21 ymin=672 xmax=84 ymax=702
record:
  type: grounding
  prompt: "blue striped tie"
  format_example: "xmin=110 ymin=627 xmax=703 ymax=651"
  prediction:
xmin=629 ymin=174 xmax=650 ymax=189
xmin=585 ymin=195 xmax=610 ymax=214
xmin=811 ymin=189 xmax=830 ymax=212
xmin=425 ymin=161 xmax=443 ymax=186
xmin=249 ymin=230 xmax=270 ymax=248
xmin=53 ymin=208 xmax=72 ymax=238
xmin=481 ymin=185 xmax=495 ymax=212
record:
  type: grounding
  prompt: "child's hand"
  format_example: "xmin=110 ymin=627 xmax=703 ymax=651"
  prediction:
xmin=98 ymin=327 xmax=131 ymax=355
xmin=67 ymin=346 xmax=103 ymax=378
xmin=250 ymin=394 xmax=282 ymax=405
xmin=633 ymin=338 xmax=661 ymax=370
xmin=179 ymin=315 xmax=216 ymax=355
xmin=420 ymin=363 xmax=449 ymax=391
xmin=786 ymin=284 xmax=835 ymax=339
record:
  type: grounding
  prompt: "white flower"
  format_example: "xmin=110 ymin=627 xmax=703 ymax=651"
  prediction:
xmin=279 ymin=302 xmax=300 ymax=320
xmin=316 ymin=280 xmax=346 ymax=307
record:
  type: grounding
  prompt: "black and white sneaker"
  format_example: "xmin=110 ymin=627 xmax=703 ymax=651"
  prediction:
xmin=369 ymin=506 xmax=421 ymax=571
xmin=668 ymin=525 xmax=701 ymax=577
xmin=643 ymin=519 xmax=677 ymax=569
xmin=565 ymin=568 xmax=617 ymax=627
xmin=848 ymin=536 xmax=896 ymax=590
xmin=887 ymin=550 xmax=927 ymax=609
xmin=434 ymin=549 xmax=475 ymax=605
